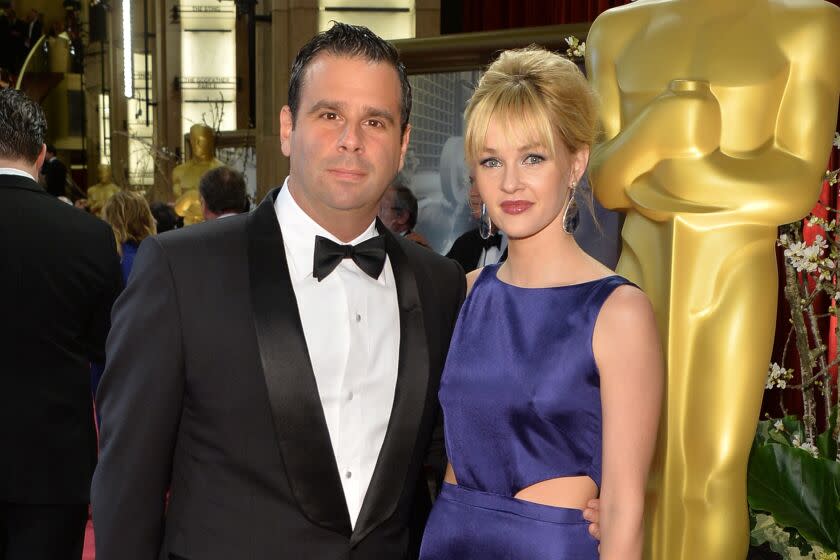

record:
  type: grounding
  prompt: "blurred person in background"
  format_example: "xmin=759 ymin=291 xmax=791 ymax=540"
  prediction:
xmin=445 ymin=180 xmax=506 ymax=273
xmin=379 ymin=181 xmax=430 ymax=248
xmin=40 ymin=144 xmax=67 ymax=198
xmin=0 ymin=87 xmax=121 ymax=560
xmin=103 ymin=190 xmax=157 ymax=283
xmin=150 ymin=201 xmax=181 ymax=233
xmin=198 ymin=166 xmax=250 ymax=220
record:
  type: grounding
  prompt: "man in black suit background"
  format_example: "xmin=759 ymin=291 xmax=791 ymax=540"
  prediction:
xmin=0 ymin=88 xmax=122 ymax=560
xmin=92 ymin=23 xmax=465 ymax=560
xmin=40 ymin=145 xmax=67 ymax=199
xmin=446 ymin=181 xmax=506 ymax=272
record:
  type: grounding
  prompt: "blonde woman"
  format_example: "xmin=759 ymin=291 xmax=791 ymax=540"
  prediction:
xmin=419 ymin=47 xmax=663 ymax=559
xmin=102 ymin=190 xmax=156 ymax=283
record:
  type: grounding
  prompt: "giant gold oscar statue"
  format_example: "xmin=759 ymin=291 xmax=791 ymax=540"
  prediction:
xmin=86 ymin=164 xmax=120 ymax=217
xmin=173 ymin=124 xmax=223 ymax=225
xmin=585 ymin=1 xmax=840 ymax=558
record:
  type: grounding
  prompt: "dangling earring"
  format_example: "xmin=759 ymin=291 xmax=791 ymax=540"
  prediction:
xmin=479 ymin=203 xmax=493 ymax=240
xmin=562 ymin=181 xmax=579 ymax=235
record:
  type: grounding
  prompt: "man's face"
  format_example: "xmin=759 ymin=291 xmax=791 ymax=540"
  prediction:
xmin=280 ymin=54 xmax=410 ymax=229
xmin=378 ymin=187 xmax=407 ymax=233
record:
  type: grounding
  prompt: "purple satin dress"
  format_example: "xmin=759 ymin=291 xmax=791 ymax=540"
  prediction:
xmin=420 ymin=264 xmax=634 ymax=559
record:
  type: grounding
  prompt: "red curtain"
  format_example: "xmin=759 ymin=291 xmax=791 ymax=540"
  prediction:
xmin=461 ymin=0 xmax=840 ymax=33
xmin=460 ymin=0 xmax=633 ymax=32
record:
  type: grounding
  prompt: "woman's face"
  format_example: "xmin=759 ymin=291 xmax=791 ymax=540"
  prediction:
xmin=473 ymin=115 xmax=588 ymax=240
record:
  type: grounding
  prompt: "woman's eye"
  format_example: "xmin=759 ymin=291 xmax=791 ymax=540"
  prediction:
xmin=524 ymin=154 xmax=545 ymax=165
xmin=480 ymin=158 xmax=502 ymax=168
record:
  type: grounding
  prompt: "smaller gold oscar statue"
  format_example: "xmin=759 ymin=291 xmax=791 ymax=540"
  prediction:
xmin=86 ymin=164 xmax=120 ymax=217
xmin=172 ymin=124 xmax=223 ymax=225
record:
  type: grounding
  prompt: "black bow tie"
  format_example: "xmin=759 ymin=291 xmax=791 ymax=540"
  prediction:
xmin=481 ymin=232 xmax=502 ymax=250
xmin=313 ymin=235 xmax=387 ymax=282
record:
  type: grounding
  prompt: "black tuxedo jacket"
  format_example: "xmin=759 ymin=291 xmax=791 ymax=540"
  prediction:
xmin=445 ymin=228 xmax=507 ymax=273
xmin=92 ymin=188 xmax=466 ymax=560
xmin=0 ymin=173 xmax=122 ymax=504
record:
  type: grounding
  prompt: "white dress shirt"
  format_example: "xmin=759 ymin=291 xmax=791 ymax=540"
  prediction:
xmin=274 ymin=179 xmax=400 ymax=528
xmin=479 ymin=232 xmax=508 ymax=267
xmin=0 ymin=168 xmax=36 ymax=181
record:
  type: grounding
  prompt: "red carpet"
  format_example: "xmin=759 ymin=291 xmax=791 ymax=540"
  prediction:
xmin=83 ymin=519 xmax=95 ymax=560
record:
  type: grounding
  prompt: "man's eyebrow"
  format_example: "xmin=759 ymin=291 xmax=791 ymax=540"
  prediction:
xmin=362 ymin=106 xmax=395 ymax=125
xmin=307 ymin=100 xmax=346 ymax=114
xmin=306 ymin=100 xmax=396 ymax=125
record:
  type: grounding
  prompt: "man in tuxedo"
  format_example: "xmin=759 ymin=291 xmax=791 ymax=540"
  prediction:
xmin=23 ymin=10 xmax=42 ymax=52
xmin=379 ymin=182 xmax=430 ymax=248
xmin=198 ymin=166 xmax=249 ymax=220
xmin=40 ymin=145 xmax=67 ymax=198
xmin=0 ymin=89 xmax=122 ymax=560
xmin=92 ymin=23 xmax=465 ymax=560
xmin=445 ymin=182 xmax=506 ymax=272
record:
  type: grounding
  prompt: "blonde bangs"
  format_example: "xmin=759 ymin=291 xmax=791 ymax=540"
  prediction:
xmin=464 ymin=46 xmax=599 ymax=167
xmin=464 ymin=80 xmax=556 ymax=165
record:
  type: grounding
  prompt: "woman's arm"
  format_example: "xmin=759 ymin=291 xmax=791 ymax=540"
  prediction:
xmin=593 ymin=285 xmax=663 ymax=559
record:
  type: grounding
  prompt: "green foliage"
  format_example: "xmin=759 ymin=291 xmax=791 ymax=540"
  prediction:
xmin=748 ymin=413 xmax=840 ymax=553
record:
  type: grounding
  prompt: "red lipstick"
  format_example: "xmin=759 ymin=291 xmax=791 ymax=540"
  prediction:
xmin=500 ymin=200 xmax=533 ymax=215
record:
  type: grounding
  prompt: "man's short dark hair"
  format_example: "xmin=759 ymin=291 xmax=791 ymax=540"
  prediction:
xmin=198 ymin=166 xmax=248 ymax=215
xmin=391 ymin=184 xmax=419 ymax=229
xmin=0 ymin=89 xmax=47 ymax=164
xmin=150 ymin=202 xmax=180 ymax=233
xmin=288 ymin=22 xmax=412 ymax=134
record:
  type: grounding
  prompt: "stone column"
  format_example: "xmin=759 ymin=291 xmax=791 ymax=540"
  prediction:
xmin=151 ymin=0 xmax=182 ymax=202
xmin=108 ymin=0 xmax=129 ymax=188
xmin=415 ymin=0 xmax=440 ymax=38
xmin=254 ymin=0 xmax=319 ymax=202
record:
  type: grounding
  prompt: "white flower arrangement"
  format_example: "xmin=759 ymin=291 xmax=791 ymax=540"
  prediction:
xmin=564 ymin=36 xmax=585 ymax=60
xmin=780 ymin=234 xmax=835 ymax=280
xmin=766 ymin=362 xmax=794 ymax=390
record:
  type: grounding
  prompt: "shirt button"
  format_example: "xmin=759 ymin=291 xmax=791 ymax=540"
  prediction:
xmin=348 ymin=392 xmax=354 ymax=401
xmin=355 ymin=313 xmax=361 ymax=323
xmin=345 ymin=470 xmax=352 ymax=479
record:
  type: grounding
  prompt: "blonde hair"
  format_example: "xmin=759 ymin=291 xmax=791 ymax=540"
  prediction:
xmin=103 ymin=190 xmax=156 ymax=255
xmin=464 ymin=46 xmax=598 ymax=165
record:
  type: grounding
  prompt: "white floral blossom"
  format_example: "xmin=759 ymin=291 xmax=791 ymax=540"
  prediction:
xmin=798 ymin=440 xmax=819 ymax=458
xmin=784 ymin=236 xmax=830 ymax=275
xmin=564 ymin=36 xmax=586 ymax=60
xmin=766 ymin=362 xmax=792 ymax=390
xmin=773 ymin=419 xmax=784 ymax=432
xmin=833 ymin=131 xmax=840 ymax=149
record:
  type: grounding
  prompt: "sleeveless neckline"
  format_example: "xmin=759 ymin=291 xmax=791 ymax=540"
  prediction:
xmin=486 ymin=264 xmax=620 ymax=291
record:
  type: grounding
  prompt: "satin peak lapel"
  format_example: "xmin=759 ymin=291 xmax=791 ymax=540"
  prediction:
xmin=247 ymin=189 xmax=352 ymax=536
xmin=352 ymin=224 xmax=430 ymax=545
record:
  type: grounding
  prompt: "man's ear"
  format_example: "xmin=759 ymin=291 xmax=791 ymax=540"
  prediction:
xmin=397 ymin=124 xmax=412 ymax=171
xmin=33 ymin=143 xmax=47 ymax=176
xmin=279 ymin=106 xmax=294 ymax=158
